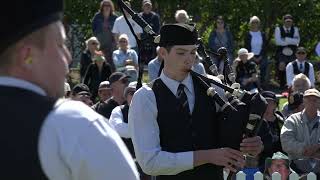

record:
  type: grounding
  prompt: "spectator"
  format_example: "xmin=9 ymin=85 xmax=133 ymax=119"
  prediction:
xmin=112 ymin=1 xmax=143 ymax=53
xmin=112 ymin=34 xmax=139 ymax=72
xmin=282 ymin=91 xmax=304 ymax=118
xmin=80 ymin=37 xmax=100 ymax=80
xmin=244 ymin=16 xmax=268 ymax=86
xmin=274 ymin=14 xmax=300 ymax=89
xmin=175 ymin=9 xmax=190 ymax=23
xmin=83 ymin=50 xmax=112 ymax=102
xmin=234 ymin=48 xmax=259 ymax=92
xmin=139 ymin=0 xmax=160 ymax=64
xmin=192 ymin=52 xmax=206 ymax=75
xmin=148 ymin=46 xmax=163 ymax=81
xmin=315 ymin=41 xmax=320 ymax=56
xmin=286 ymin=47 xmax=315 ymax=88
xmin=281 ymin=89 xmax=320 ymax=176
xmin=208 ymin=16 xmax=234 ymax=65
xmin=97 ymin=72 xmax=129 ymax=119
xmin=92 ymin=0 xmax=118 ymax=65
xmin=92 ymin=81 xmax=112 ymax=111
xmin=262 ymin=91 xmax=285 ymax=153
xmin=70 ymin=83 xmax=93 ymax=106
xmin=264 ymin=152 xmax=292 ymax=180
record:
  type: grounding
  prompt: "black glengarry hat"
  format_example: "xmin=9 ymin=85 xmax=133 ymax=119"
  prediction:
xmin=0 ymin=0 xmax=64 ymax=53
xmin=158 ymin=23 xmax=198 ymax=47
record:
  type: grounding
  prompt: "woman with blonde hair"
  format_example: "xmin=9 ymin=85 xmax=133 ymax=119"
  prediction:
xmin=80 ymin=37 xmax=100 ymax=80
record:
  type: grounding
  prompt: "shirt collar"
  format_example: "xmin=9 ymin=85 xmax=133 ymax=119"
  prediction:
xmin=295 ymin=59 xmax=306 ymax=64
xmin=160 ymin=71 xmax=193 ymax=95
xmin=0 ymin=76 xmax=46 ymax=96
xmin=301 ymin=109 xmax=320 ymax=123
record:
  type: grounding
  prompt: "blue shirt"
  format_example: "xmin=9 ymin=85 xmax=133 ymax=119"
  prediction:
xmin=112 ymin=49 xmax=138 ymax=70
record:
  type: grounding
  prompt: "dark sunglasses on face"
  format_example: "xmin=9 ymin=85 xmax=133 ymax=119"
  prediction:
xmin=91 ymin=42 xmax=98 ymax=45
xmin=119 ymin=40 xmax=127 ymax=43
xmin=297 ymin=52 xmax=306 ymax=55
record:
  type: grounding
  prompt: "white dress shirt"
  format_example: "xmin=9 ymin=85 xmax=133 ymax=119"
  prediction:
xmin=109 ymin=105 xmax=131 ymax=138
xmin=275 ymin=26 xmax=300 ymax=46
xmin=0 ymin=77 xmax=140 ymax=180
xmin=285 ymin=59 xmax=315 ymax=87
xmin=250 ymin=31 xmax=263 ymax=55
xmin=128 ymin=72 xmax=224 ymax=176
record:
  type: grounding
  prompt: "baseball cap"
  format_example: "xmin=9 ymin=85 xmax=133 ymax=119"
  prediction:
xmin=261 ymin=91 xmax=277 ymax=102
xmin=99 ymin=81 xmax=111 ymax=90
xmin=72 ymin=83 xmax=90 ymax=96
xmin=109 ymin=72 xmax=130 ymax=85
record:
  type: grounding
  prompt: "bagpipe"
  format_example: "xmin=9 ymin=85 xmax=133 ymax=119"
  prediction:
xmin=117 ymin=0 xmax=268 ymax=178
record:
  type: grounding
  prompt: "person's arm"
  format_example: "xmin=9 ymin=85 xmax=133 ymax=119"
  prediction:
xmin=131 ymin=50 xmax=139 ymax=67
xmin=39 ymin=101 xmax=139 ymax=180
xmin=109 ymin=106 xmax=130 ymax=138
xmin=308 ymin=63 xmax=315 ymax=87
xmin=280 ymin=115 xmax=307 ymax=157
xmin=112 ymin=20 xmax=119 ymax=46
xmin=286 ymin=63 xmax=294 ymax=87
xmin=275 ymin=27 xmax=288 ymax=46
xmin=285 ymin=27 xmax=300 ymax=45
xmin=83 ymin=65 xmax=92 ymax=85
xmin=148 ymin=61 xmax=157 ymax=81
xmin=80 ymin=53 xmax=87 ymax=78
xmin=91 ymin=13 xmax=99 ymax=36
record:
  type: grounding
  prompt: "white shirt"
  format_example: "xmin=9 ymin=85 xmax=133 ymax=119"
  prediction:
xmin=249 ymin=31 xmax=263 ymax=55
xmin=128 ymin=72 xmax=224 ymax=176
xmin=274 ymin=26 xmax=300 ymax=46
xmin=109 ymin=106 xmax=131 ymax=138
xmin=112 ymin=16 xmax=143 ymax=48
xmin=285 ymin=59 xmax=315 ymax=87
xmin=0 ymin=77 xmax=140 ymax=180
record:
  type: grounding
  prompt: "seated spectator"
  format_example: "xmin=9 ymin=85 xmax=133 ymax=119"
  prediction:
xmin=281 ymin=89 xmax=320 ymax=176
xmin=245 ymin=16 xmax=268 ymax=86
xmin=234 ymin=48 xmax=259 ymax=92
xmin=80 ymin=37 xmax=100 ymax=80
xmin=282 ymin=91 xmax=304 ymax=118
xmin=262 ymin=91 xmax=285 ymax=153
xmin=70 ymin=83 xmax=93 ymax=106
xmin=92 ymin=81 xmax=112 ymax=111
xmin=83 ymin=50 xmax=112 ymax=102
xmin=174 ymin=9 xmax=190 ymax=23
xmin=112 ymin=34 xmax=138 ymax=72
xmin=264 ymin=152 xmax=292 ymax=180
xmin=148 ymin=46 xmax=163 ymax=81
xmin=192 ymin=52 xmax=206 ymax=75
xmin=286 ymin=47 xmax=315 ymax=88
xmin=97 ymin=72 xmax=129 ymax=119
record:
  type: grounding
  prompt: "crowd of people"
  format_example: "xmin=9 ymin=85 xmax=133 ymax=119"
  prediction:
xmin=2 ymin=0 xmax=320 ymax=179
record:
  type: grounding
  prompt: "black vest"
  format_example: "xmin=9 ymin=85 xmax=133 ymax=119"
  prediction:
xmin=292 ymin=61 xmax=310 ymax=77
xmin=0 ymin=86 xmax=56 ymax=179
xmin=152 ymin=75 xmax=223 ymax=180
xmin=278 ymin=26 xmax=297 ymax=52
xmin=120 ymin=104 xmax=135 ymax=158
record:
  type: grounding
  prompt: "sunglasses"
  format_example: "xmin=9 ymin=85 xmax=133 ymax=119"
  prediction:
xmin=119 ymin=40 xmax=127 ymax=43
xmin=297 ymin=52 xmax=306 ymax=55
xmin=91 ymin=42 xmax=98 ymax=45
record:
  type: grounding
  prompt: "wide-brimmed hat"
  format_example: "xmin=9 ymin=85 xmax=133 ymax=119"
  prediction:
xmin=235 ymin=48 xmax=254 ymax=61
xmin=303 ymin=88 xmax=320 ymax=98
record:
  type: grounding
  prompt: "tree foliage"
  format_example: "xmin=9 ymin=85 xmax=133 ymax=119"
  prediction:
xmin=64 ymin=0 xmax=320 ymax=62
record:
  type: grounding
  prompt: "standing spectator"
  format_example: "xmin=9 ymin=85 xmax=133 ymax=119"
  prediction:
xmin=208 ymin=16 xmax=234 ymax=65
xmin=112 ymin=1 xmax=143 ymax=53
xmin=97 ymin=72 xmax=129 ymax=119
xmin=139 ymin=0 xmax=160 ymax=64
xmin=92 ymin=81 xmax=112 ymax=111
xmin=83 ymin=50 xmax=112 ymax=102
xmin=0 ymin=0 xmax=139 ymax=178
xmin=286 ymin=47 xmax=315 ymax=88
xmin=245 ymin=16 xmax=268 ymax=86
xmin=234 ymin=48 xmax=259 ymax=92
xmin=274 ymin=14 xmax=300 ymax=89
xmin=92 ymin=0 xmax=118 ymax=66
xmin=175 ymin=9 xmax=190 ymax=23
xmin=112 ymin=34 xmax=139 ymax=72
xmin=281 ymin=89 xmax=320 ymax=177
xmin=315 ymin=41 xmax=320 ymax=56
xmin=262 ymin=91 xmax=285 ymax=153
xmin=80 ymin=37 xmax=100 ymax=80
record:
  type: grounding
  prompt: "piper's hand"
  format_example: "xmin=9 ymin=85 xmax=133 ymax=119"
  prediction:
xmin=240 ymin=136 xmax=263 ymax=156
xmin=208 ymin=148 xmax=245 ymax=172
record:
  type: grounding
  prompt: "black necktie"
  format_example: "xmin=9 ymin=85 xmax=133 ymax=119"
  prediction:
xmin=299 ymin=63 xmax=303 ymax=71
xmin=177 ymin=84 xmax=190 ymax=114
